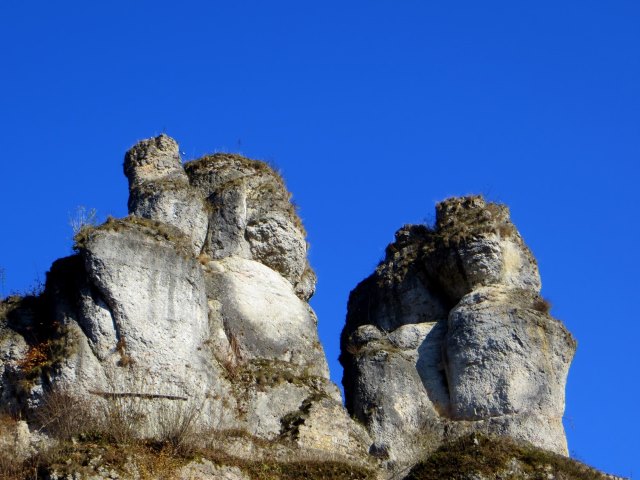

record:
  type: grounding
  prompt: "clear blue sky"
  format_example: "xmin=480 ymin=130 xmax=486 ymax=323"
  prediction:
xmin=1 ymin=1 xmax=638 ymax=476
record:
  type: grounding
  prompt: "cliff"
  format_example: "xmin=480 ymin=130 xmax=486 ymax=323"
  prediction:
xmin=0 ymin=136 xmax=622 ymax=479
xmin=341 ymin=196 xmax=577 ymax=476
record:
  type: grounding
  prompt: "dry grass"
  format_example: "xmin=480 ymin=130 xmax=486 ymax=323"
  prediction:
xmin=33 ymin=390 xmax=100 ymax=441
xmin=73 ymin=215 xmax=193 ymax=258
xmin=1 ymin=399 xmax=375 ymax=480
xmin=18 ymin=384 xmax=204 ymax=478
xmin=405 ymin=434 xmax=610 ymax=480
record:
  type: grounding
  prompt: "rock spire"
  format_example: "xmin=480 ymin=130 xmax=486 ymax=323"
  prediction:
xmin=341 ymin=195 xmax=576 ymax=474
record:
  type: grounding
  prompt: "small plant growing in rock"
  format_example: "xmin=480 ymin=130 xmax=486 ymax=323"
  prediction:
xmin=68 ymin=205 xmax=97 ymax=235
xmin=532 ymin=297 xmax=552 ymax=314
xmin=115 ymin=337 xmax=134 ymax=367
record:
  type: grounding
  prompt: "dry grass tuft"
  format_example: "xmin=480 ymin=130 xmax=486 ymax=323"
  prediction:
xmin=532 ymin=297 xmax=552 ymax=314
xmin=406 ymin=434 xmax=609 ymax=480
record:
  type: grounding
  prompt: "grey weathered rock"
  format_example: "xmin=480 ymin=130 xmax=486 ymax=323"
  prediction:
xmin=445 ymin=285 xmax=573 ymax=455
xmin=124 ymin=138 xmax=315 ymax=298
xmin=341 ymin=195 xmax=576 ymax=476
xmin=344 ymin=321 xmax=449 ymax=472
xmin=0 ymin=135 xmax=368 ymax=471
xmin=74 ymin=218 xmax=212 ymax=394
xmin=184 ymin=152 xmax=312 ymax=297
xmin=0 ymin=300 xmax=29 ymax=408
xmin=124 ymin=134 xmax=208 ymax=255
xmin=424 ymin=196 xmax=541 ymax=302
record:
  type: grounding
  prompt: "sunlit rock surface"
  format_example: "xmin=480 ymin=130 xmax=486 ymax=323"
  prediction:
xmin=341 ymin=195 xmax=576 ymax=475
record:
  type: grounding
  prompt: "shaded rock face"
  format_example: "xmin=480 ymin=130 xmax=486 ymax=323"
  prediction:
xmin=0 ymin=135 xmax=368 ymax=462
xmin=341 ymin=195 xmax=576 ymax=474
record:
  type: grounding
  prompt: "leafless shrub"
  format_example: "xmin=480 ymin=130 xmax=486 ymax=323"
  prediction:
xmin=156 ymin=397 xmax=203 ymax=456
xmin=69 ymin=205 xmax=97 ymax=235
xmin=115 ymin=337 xmax=135 ymax=367
xmin=0 ymin=412 xmax=63 ymax=480
xmin=0 ymin=413 xmax=25 ymax=479
xmin=197 ymin=252 xmax=211 ymax=265
xmin=34 ymin=389 xmax=100 ymax=440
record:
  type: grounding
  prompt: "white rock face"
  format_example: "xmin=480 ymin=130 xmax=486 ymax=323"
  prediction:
xmin=184 ymin=152 xmax=312 ymax=299
xmin=0 ymin=310 xmax=28 ymax=407
xmin=80 ymin=226 xmax=210 ymax=393
xmin=205 ymin=256 xmax=328 ymax=377
xmin=0 ymin=135 xmax=369 ymax=467
xmin=124 ymin=140 xmax=315 ymax=299
xmin=341 ymin=195 xmax=576 ymax=476
xmin=446 ymin=286 xmax=572 ymax=423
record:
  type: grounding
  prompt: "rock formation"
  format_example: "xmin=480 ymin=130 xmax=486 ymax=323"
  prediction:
xmin=0 ymin=137 xmax=618 ymax=479
xmin=0 ymin=134 xmax=369 ymax=468
xmin=340 ymin=195 xmax=577 ymax=475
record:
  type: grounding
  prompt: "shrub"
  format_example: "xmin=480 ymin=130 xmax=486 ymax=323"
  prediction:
xmin=532 ymin=297 xmax=552 ymax=314
xmin=68 ymin=205 xmax=97 ymax=236
xmin=33 ymin=390 xmax=100 ymax=441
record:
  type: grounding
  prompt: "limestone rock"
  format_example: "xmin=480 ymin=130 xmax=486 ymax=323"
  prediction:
xmin=344 ymin=322 xmax=448 ymax=472
xmin=445 ymin=285 xmax=573 ymax=455
xmin=75 ymin=218 xmax=212 ymax=393
xmin=123 ymin=134 xmax=184 ymax=185
xmin=0 ymin=137 xmax=595 ymax=479
xmin=124 ymin=136 xmax=315 ymax=298
xmin=0 ymin=298 xmax=29 ymax=407
xmin=184 ymin=152 xmax=312 ymax=296
xmin=341 ymin=195 xmax=576 ymax=476
xmin=203 ymin=256 xmax=328 ymax=376
xmin=0 ymin=135 xmax=368 ymax=471
xmin=124 ymin=134 xmax=208 ymax=255
xmin=425 ymin=196 xmax=541 ymax=302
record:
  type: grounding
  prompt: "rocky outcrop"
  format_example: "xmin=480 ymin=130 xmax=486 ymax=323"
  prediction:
xmin=406 ymin=434 xmax=625 ymax=480
xmin=125 ymin=135 xmax=209 ymax=255
xmin=341 ymin=195 xmax=576 ymax=475
xmin=0 ymin=138 xmax=602 ymax=479
xmin=0 ymin=135 xmax=369 ymax=468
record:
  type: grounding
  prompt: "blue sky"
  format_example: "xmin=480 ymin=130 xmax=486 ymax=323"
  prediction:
xmin=1 ymin=1 xmax=638 ymax=476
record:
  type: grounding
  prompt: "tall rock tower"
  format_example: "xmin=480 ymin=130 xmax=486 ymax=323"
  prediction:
xmin=340 ymin=195 xmax=576 ymax=475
